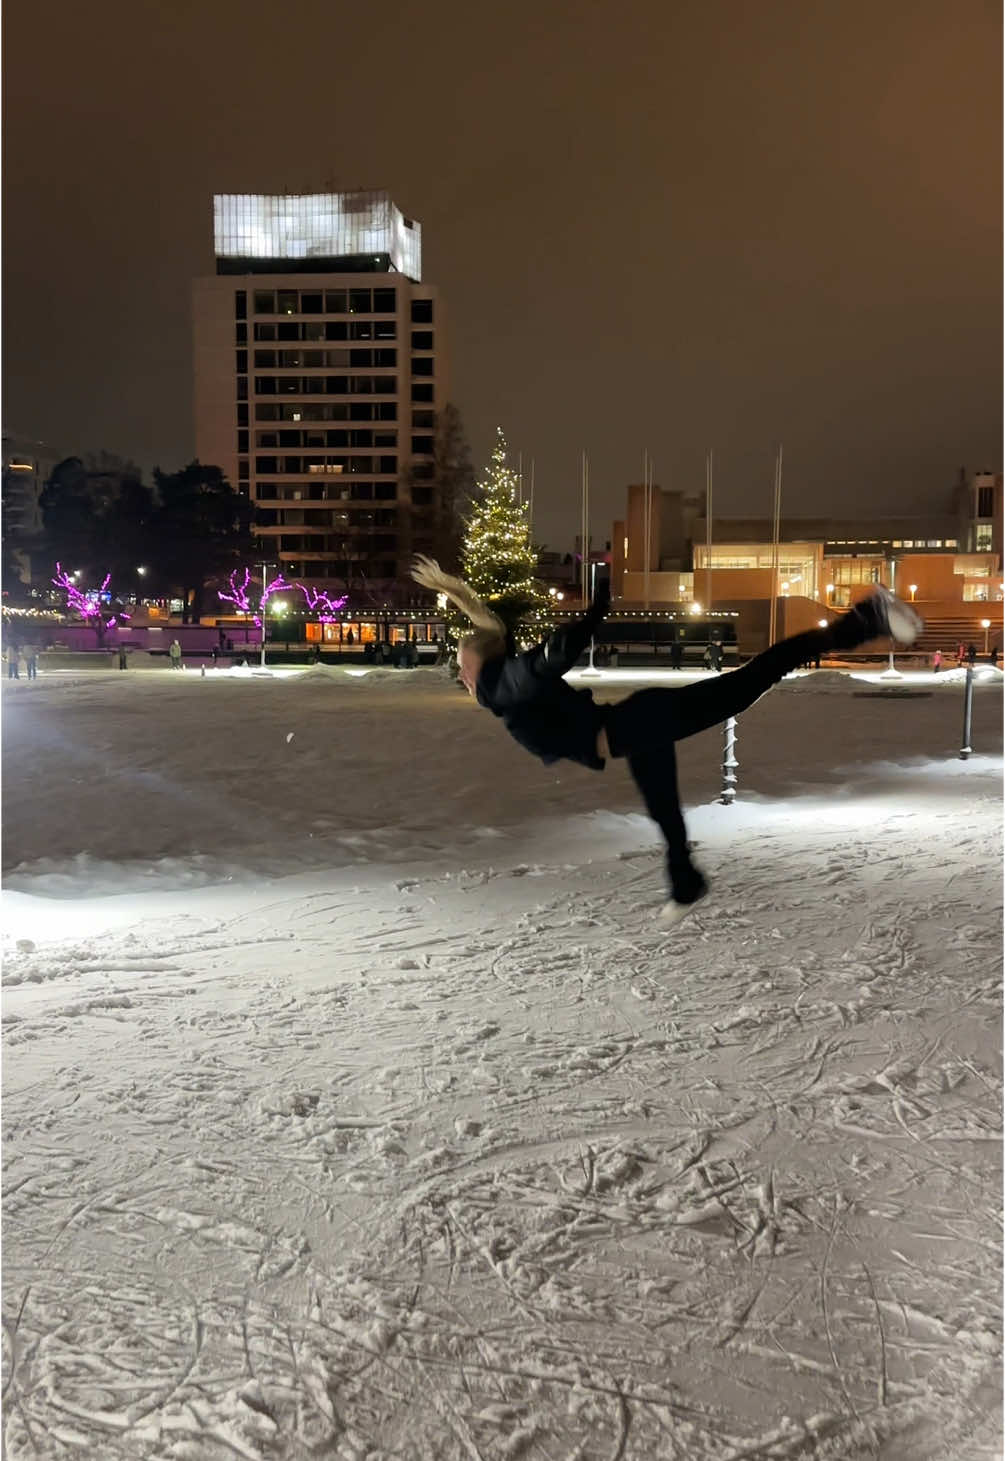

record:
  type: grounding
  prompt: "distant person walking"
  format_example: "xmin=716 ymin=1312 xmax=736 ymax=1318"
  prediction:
xmin=25 ymin=648 xmax=38 ymax=680
xmin=669 ymin=639 xmax=683 ymax=671
xmin=169 ymin=639 xmax=183 ymax=670
xmin=118 ymin=646 xmax=128 ymax=670
xmin=991 ymin=645 xmax=1000 ymax=670
xmin=957 ymin=642 xmax=966 ymax=667
xmin=966 ymin=643 xmax=977 ymax=667
xmin=6 ymin=648 xmax=20 ymax=680
xmin=932 ymin=649 xmax=942 ymax=673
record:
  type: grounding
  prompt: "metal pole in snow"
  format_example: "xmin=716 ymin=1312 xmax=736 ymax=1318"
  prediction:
xmin=721 ymin=716 xmax=738 ymax=804
xmin=258 ymin=562 xmax=271 ymax=668
xmin=959 ymin=666 xmax=974 ymax=759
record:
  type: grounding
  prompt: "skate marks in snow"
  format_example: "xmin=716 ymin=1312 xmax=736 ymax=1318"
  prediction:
xmin=3 ymin=834 xmax=1001 ymax=1456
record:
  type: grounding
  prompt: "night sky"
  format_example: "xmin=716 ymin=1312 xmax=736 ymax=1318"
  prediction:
xmin=4 ymin=0 xmax=1001 ymax=549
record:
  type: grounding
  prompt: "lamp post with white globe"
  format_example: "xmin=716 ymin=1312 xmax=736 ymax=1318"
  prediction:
xmin=981 ymin=618 xmax=992 ymax=655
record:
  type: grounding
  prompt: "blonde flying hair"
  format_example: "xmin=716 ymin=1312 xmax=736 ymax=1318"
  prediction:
xmin=411 ymin=555 xmax=507 ymax=660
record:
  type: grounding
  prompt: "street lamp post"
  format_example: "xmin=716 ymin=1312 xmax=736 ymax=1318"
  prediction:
xmin=981 ymin=618 xmax=992 ymax=655
xmin=257 ymin=562 xmax=275 ymax=668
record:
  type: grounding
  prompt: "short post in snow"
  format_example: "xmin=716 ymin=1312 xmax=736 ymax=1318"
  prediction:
xmin=721 ymin=716 xmax=738 ymax=805
xmin=959 ymin=665 xmax=975 ymax=760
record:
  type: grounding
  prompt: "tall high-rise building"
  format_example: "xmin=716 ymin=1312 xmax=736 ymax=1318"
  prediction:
xmin=193 ymin=191 xmax=446 ymax=591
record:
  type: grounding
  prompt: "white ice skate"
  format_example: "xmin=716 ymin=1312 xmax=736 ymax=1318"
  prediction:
xmin=869 ymin=587 xmax=924 ymax=645
xmin=658 ymin=881 xmax=709 ymax=927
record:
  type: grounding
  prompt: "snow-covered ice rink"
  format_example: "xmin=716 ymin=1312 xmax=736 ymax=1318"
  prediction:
xmin=2 ymin=663 xmax=1002 ymax=1459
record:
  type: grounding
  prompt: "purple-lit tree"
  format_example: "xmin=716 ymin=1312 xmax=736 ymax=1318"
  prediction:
xmin=52 ymin=564 xmax=130 ymax=646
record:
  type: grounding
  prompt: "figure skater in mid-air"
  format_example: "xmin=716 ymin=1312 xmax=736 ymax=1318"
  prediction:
xmin=412 ymin=556 xmax=923 ymax=921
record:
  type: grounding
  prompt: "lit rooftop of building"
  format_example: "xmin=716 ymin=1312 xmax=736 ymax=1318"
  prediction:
xmin=213 ymin=191 xmax=421 ymax=280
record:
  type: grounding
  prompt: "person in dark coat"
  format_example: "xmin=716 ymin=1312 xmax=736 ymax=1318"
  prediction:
xmin=669 ymin=639 xmax=683 ymax=671
xmin=118 ymin=646 xmax=128 ymax=670
xmin=411 ymin=556 xmax=923 ymax=922
xmin=991 ymin=645 xmax=1000 ymax=669
xmin=966 ymin=643 xmax=977 ymax=666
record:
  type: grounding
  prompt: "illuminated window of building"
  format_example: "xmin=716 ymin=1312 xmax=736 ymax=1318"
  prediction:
xmin=954 ymin=554 xmax=993 ymax=576
xmin=976 ymin=524 xmax=993 ymax=551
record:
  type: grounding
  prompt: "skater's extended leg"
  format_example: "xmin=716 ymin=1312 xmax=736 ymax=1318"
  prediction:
xmin=626 ymin=743 xmax=706 ymax=905
xmin=605 ymin=589 xmax=923 ymax=756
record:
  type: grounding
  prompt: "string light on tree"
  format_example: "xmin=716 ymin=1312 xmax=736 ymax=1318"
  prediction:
xmin=459 ymin=427 xmax=544 ymax=638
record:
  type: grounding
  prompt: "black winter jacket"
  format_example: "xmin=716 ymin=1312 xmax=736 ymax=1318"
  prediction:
xmin=475 ymin=594 xmax=609 ymax=770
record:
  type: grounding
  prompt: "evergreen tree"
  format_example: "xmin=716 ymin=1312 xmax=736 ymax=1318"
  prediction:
xmin=460 ymin=428 xmax=543 ymax=639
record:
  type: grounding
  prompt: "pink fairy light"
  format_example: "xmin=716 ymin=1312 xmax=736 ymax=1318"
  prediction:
xmin=298 ymin=585 xmax=348 ymax=620
xmin=53 ymin=564 xmax=116 ymax=631
xmin=218 ymin=571 xmax=347 ymax=624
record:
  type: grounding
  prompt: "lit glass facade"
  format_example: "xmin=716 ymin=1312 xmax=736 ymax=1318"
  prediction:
xmin=214 ymin=193 xmax=421 ymax=281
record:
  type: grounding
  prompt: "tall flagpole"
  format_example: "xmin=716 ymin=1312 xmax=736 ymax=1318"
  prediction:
xmin=581 ymin=450 xmax=590 ymax=608
xmin=643 ymin=449 xmax=651 ymax=612
xmin=705 ymin=448 xmax=713 ymax=615
xmin=768 ymin=444 xmax=783 ymax=646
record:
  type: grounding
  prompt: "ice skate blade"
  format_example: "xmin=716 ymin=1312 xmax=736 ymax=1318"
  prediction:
xmin=658 ymin=892 xmax=708 ymax=927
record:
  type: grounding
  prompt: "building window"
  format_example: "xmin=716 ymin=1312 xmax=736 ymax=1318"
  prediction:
xmin=373 ymin=288 xmax=397 ymax=312
xmin=411 ymin=299 xmax=433 ymax=324
xmin=237 ymin=430 xmax=249 ymax=453
xmin=349 ymin=289 xmax=372 ymax=314
xmin=254 ymin=290 xmax=275 ymax=313
xmin=412 ymin=410 xmax=435 ymax=428
xmin=411 ymin=384 xmax=434 ymax=402
xmin=976 ymin=524 xmax=994 ymax=551
xmin=237 ymin=376 xmax=248 ymax=400
xmin=411 ymin=331 xmax=433 ymax=350
xmin=350 ymin=320 xmax=374 ymax=341
xmin=238 ymin=458 xmax=249 ymax=481
xmin=378 ymin=456 xmax=397 ymax=474
xmin=411 ymin=436 xmax=434 ymax=455
xmin=254 ymin=323 xmax=276 ymax=341
xmin=413 ymin=487 xmax=434 ymax=506
xmin=374 ymin=430 xmax=396 ymax=447
xmin=277 ymin=290 xmax=298 ymax=315
xmin=374 ymin=319 xmax=396 ymax=339
xmin=326 ymin=290 xmax=347 ymax=313
xmin=350 ymin=348 xmax=373 ymax=368
xmin=235 ymin=323 xmax=247 ymax=345
xmin=374 ymin=348 xmax=397 ymax=367
xmin=325 ymin=321 xmax=348 ymax=341
xmin=237 ymin=403 xmax=249 ymax=426
xmin=978 ymin=485 xmax=995 ymax=517
xmin=301 ymin=292 xmax=323 ymax=313
xmin=235 ymin=290 xmax=247 ymax=320
xmin=375 ymin=483 xmax=397 ymax=500
xmin=277 ymin=322 xmax=298 ymax=341
xmin=376 ymin=402 xmax=398 ymax=420
xmin=412 ymin=357 xmax=434 ymax=377
xmin=235 ymin=350 xmax=248 ymax=373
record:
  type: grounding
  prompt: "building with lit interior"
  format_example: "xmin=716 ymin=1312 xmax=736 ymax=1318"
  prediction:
xmin=193 ymin=192 xmax=446 ymax=594
xmin=609 ymin=470 xmax=1003 ymax=652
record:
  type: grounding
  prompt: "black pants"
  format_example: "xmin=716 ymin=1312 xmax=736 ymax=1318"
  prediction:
xmin=604 ymin=626 xmax=831 ymax=902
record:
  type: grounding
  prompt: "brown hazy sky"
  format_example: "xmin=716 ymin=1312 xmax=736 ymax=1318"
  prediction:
xmin=3 ymin=0 xmax=1001 ymax=548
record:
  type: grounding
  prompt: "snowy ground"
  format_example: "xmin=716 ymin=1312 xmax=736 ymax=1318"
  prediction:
xmin=2 ymin=664 xmax=1002 ymax=1459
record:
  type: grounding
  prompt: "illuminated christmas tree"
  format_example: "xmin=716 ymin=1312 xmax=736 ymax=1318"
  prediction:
xmin=460 ymin=428 xmax=544 ymax=639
